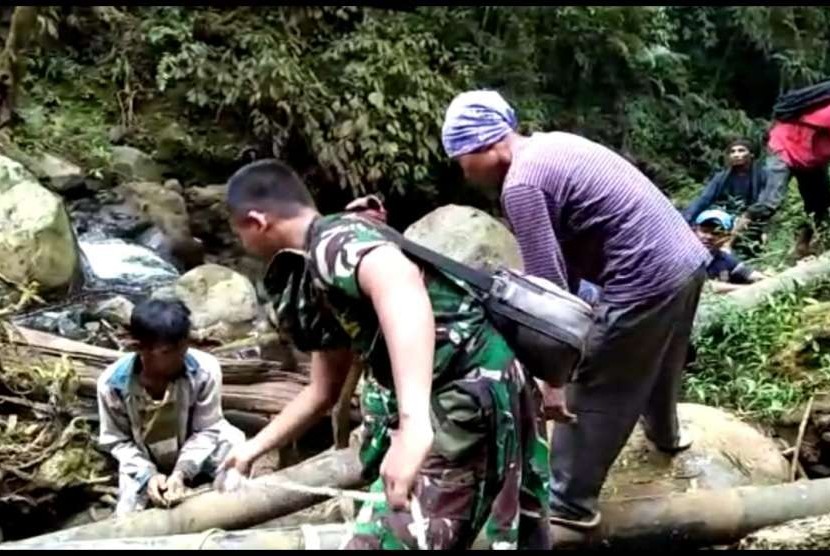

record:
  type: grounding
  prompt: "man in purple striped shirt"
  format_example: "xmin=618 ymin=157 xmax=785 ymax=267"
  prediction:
xmin=442 ymin=90 xmax=711 ymax=530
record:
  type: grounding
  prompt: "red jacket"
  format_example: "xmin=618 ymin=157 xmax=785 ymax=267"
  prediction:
xmin=768 ymin=103 xmax=830 ymax=168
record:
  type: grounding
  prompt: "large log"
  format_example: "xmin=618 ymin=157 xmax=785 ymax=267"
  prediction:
xmin=9 ymin=326 xmax=309 ymax=383
xmin=694 ymin=253 xmax=830 ymax=333
xmin=9 ymin=478 xmax=830 ymax=550
xmin=9 ymin=447 xmax=367 ymax=546
xmin=3 ymin=326 xmax=310 ymax=416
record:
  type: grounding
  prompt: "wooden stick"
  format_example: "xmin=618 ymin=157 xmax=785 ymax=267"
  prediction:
xmin=791 ymin=395 xmax=815 ymax=482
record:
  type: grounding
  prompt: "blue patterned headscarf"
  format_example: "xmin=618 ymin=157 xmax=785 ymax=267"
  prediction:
xmin=441 ymin=90 xmax=518 ymax=158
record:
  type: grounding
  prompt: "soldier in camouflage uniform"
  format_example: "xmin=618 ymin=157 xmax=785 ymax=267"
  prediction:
xmin=220 ymin=160 xmax=551 ymax=549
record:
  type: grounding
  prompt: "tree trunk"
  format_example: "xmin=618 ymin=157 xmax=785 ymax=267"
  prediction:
xmin=9 ymin=447 xmax=367 ymax=546
xmin=10 ymin=478 xmax=830 ymax=550
xmin=694 ymin=252 xmax=830 ymax=334
xmin=0 ymin=6 xmax=37 ymax=127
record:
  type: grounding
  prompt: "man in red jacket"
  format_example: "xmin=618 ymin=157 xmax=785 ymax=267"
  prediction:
xmin=763 ymin=101 xmax=830 ymax=256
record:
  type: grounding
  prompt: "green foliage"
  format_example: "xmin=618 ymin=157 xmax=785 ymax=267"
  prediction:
xmin=137 ymin=7 xmax=467 ymax=198
xmin=686 ymin=284 xmax=830 ymax=422
xmin=9 ymin=5 xmax=830 ymax=230
xmin=14 ymin=6 xmax=830 ymax=210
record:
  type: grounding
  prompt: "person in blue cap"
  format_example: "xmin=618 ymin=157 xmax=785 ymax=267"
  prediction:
xmin=694 ymin=209 xmax=766 ymax=292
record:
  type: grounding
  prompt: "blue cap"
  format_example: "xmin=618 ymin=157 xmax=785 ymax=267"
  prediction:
xmin=695 ymin=209 xmax=734 ymax=231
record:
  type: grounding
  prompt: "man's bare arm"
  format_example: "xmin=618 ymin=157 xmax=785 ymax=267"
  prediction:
xmin=357 ymin=245 xmax=435 ymax=508
xmin=222 ymin=348 xmax=353 ymax=473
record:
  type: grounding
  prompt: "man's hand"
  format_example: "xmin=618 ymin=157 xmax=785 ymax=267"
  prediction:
xmin=345 ymin=195 xmax=387 ymax=223
xmin=537 ymin=380 xmax=577 ymax=424
xmin=163 ymin=470 xmax=186 ymax=503
xmin=147 ymin=473 xmax=168 ymax=506
xmin=380 ymin=424 xmax=434 ymax=511
xmin=220 ymin=439 xmax=261 ymax=477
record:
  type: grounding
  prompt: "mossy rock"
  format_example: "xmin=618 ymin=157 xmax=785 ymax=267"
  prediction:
xmin=0 ymin=155 xmax=79 ymax=291
xmin=403 ymin=204 xmax=523 ymax=272
xmin=599 ymin=404 xmax=789 ymax=501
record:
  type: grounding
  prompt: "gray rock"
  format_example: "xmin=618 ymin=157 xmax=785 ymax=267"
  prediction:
xmin=117 ymin=180 xmax=204 ymax=270
xmin=155 ymin=122 xmax=191 ymax=162
xmin=175 ymin=264 xmax=259 ymax=343
xmin=0 ymin=152 xmax=38 ymax=194
xmin=28 ymin=152 xmax=85 ymax=193
xmin=150 ymin=284 xmax=180 ymax=302
xmin=91 ymin=296 xmax=135 ymax=327
xmin=108 ymin=125 xmax=130 ymax=145
xmin=403 ymin=204 xmax=524 ymax=272
xmin=0 ymin=155 xmax=80 ymax=291
xmin=592 ymin=403 xmax=790 ymax=502
xmin=111 ymin=146 xmax=167 ymax=182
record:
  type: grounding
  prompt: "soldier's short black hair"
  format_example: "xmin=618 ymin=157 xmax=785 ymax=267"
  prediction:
xmin=226 ymin=159 xmax=316 ymax=218
xmin=129 ymin=298 xmax=191 ymax=346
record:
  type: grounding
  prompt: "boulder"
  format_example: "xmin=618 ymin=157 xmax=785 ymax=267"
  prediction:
xmin=155 ymin=122 xmax=191 ymax=162
xmin=185 ymin=184 xmax=233 ymax=247
xmin=117 ymin=181 xmax=190 ymax=239
xmin=0 ymin=155 xmax=80 ymax=291
xmin=111 ymin=146 xmax=166 ymax=183
xmin=175 ymin=264 xmax=259 ymax=343
xmin=578 ymin=403 xmax=790 ymax=502
xmin=0 ymin=152 xmax=38 ymax=194
xmin=117 ymin=180 xmax=204 ymax=270
xmin=28 ymin=152 xmax=84 ymax=193
xmin=108 ymin=125 xmax=131 ymax=145
xmin=90 ymin=296 xmax=135 ymax=328
xmin=403 ymin=204 xmax=523 ymax=272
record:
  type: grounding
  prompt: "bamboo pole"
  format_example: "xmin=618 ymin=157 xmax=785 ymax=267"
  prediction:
xmin=10 ymin=479 xmax=830 ymax=550
xmin=8 ymin=447 xmax=367 ymax=546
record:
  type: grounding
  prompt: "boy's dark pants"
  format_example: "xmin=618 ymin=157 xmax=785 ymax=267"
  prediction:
xmin=548 ymin=266 xmax=706 ymax=521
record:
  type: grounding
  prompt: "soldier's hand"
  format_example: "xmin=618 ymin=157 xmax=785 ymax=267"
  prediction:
xmin=163 ymin=470 xmax=186 ymax=503
xmin=380 ymin=425 xmax=434 ymax=511
xmin=345 ymin=195 xmax=388 ymax=223
xmin=537 ymin=381 xmax=577 ymax=424
xmin=147 ymin=473 xmax=168 ymax=507
xmin=220 ymin=440 xmax=259 ymax=477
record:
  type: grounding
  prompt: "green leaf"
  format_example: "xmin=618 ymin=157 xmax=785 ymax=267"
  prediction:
xmin=368 ymin=91 xmax=385 ymax=109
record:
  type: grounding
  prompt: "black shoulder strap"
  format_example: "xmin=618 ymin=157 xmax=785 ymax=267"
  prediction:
xmin=380 ymin=227 xmax=494 ymax=292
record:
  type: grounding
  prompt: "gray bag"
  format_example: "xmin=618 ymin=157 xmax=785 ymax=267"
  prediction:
xmin=391 ymin=232 xmax=594 ymax=386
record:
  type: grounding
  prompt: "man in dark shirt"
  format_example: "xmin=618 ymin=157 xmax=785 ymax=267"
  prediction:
xmin=684 ymin=139 xmax=774 ymax=255
xmin=684 ymin=139 xmax=770 ymax=222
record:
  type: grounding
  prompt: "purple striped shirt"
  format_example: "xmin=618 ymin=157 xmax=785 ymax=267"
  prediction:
xmin=501 ymin=132 xmax=710 ymax=306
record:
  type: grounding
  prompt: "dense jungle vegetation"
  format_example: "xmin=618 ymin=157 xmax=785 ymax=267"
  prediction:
xmin=4 ymin=6 xmax=830 ymax=218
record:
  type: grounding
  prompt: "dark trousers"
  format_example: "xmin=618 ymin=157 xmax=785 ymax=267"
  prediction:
xmin=764 ymin=151 xmax=830 ymax=225
xmin=548 ymin=267 xmax=706 ymax=520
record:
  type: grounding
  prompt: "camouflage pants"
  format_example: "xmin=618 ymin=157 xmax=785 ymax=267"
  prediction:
xmin=345 ymin=451 xmax=486 ymax=550
xmin=346 ymin=354 xmax=551 ymax=550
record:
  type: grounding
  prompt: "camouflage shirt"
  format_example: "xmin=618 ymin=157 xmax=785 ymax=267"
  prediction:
xmin=264 ymin=213 xmax=550 ymax=549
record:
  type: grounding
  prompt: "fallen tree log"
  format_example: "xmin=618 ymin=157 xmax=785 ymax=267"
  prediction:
xmin=10 ymin=478 xmax=830 ymax=550
xmin=694 ymin=253 xmax=830 ymax=333
xmin=9 ymin=447 xmax=367 ymax=546
xmin=9 ymin=326 xmax=309 ymax=383
xmin=2 ymin=326 xmax=311 ymax=416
